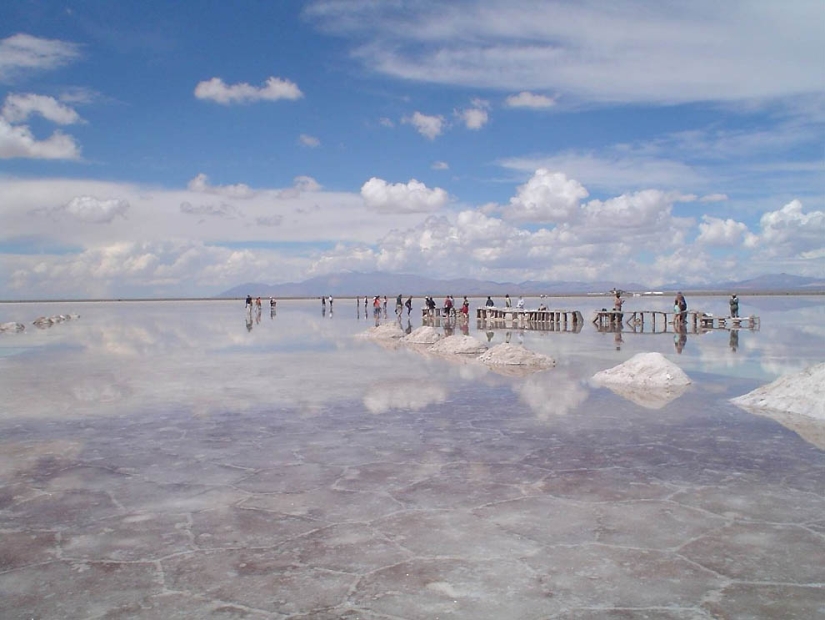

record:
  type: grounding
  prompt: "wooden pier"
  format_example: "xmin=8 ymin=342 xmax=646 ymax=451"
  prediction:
xmin=592 ymin=310 xmax=760 ymax=333
xmin=475 ymin=307 xmax=584 ymax=327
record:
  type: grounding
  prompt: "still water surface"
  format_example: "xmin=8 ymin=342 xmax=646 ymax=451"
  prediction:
xmin=1 ymin=296 xmax=824 ymax=618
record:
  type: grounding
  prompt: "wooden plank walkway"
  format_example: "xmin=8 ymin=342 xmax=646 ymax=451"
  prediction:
xmin=474 ymin=307 xmax=584 ymax=326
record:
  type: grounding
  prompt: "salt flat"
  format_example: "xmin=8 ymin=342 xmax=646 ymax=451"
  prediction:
xmin=1 ymin=297 xmax=824 ymax=618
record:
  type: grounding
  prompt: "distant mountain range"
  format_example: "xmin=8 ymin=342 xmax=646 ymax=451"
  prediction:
xmin=217 ymin=272 xmax=825 ymax=298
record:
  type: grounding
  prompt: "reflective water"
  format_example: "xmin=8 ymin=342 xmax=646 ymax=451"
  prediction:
xmin=1 ymin=296 xmax=824 ymax=619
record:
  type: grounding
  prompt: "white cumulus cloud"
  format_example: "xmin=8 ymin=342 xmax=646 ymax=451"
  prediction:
xmin=277 ymin=175 xmax=322 ymax=199
xmin=361 ymin=177 xmax=449 ymax=214
xmin=402 ymin=111 xmax=444 ymax=140
xmin=187 ymin=173 xmax=256 ymax=198
xmin=179 ymin=201 xmax=242 ymax=219
xmin=504 ymin=169 xmax=589 ymax=223
xmin=0 ymin=34 xmax=81 ymax=80
xmin=299 ymin=133 xmax=320 ymax=147
xmin=758 ymin=199 xmax=825 ymax=256
xmin=505 ymin=91 xmax=556 ymax=109
xmin=194 ymin=76 xmax=303 ymax=104
xmin=456 ymin=98 xmax=490 ymax=129
xmin=697 ymin=216 xmax=757 ymax=247
xmin=2 ymin=93 xmax=82 ymax=125
xmin=50 ymin=196 xmax=130 ymax=223
xmin=0 ymin=118 xmax=81 ymax=159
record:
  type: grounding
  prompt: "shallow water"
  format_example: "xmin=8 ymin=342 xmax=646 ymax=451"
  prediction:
xmin=1 ymin=296 xmax=824 ymax=619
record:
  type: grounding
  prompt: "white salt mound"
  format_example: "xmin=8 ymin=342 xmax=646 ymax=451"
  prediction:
xmin=357 ymin=323 xmax=406 ymax=340
xmin=428 ymin=335 xmax=488 ymax=355
xmin=402 ymin=326 xmax=443 ymax=345
xmin=0 ymin=322 xmax=25 ymax=333
xmin=592 ymin=352 xmax=691 ymax=388
xmin=731 ymin=362 xmax=825 ymax=420
xmin=477 ymin=343 xmax=555 ymax=368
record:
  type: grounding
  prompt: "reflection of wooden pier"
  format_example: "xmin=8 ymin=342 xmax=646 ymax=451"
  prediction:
xmin=593 ymin=310 xmax=760 ymax=333
xmin=477 ymin=319 xmax=583 ymax=333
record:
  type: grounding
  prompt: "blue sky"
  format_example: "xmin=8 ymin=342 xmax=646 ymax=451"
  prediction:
xmin=1 ymin=0 xmax=823 ymax=299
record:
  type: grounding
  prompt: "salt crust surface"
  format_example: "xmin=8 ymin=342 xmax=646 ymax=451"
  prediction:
xmin=477 ymin=343 xmax=555 ymax=368
xmin=592 ymin=352 xmax=691 ymax=388
xmin=731 ymin=362 xmax=825 ymax=421
xmin=401 ymin=326 xmax=443 ymax=345
xmin=427 ymin=335 xmax=488 ymax=355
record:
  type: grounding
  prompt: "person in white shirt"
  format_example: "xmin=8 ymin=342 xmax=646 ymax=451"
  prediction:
xmin=516 ymin=296 xmax=525 ymax=309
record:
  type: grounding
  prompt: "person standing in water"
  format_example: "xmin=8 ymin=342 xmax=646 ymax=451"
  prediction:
xmin=674 ymin=292 xmax=688 ymax=327
xmin=729 ymin=294 xmax=739 ymax=318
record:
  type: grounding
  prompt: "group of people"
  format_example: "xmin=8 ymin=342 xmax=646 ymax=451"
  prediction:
xmin=246 ymin=295 xmax=276 ymax=310
xmin=484 ymin=294 xmax=524 ymax=309
xmin=357 ymin=295 xmax=413 ymax=318
xmin=421 ymin=295 xmax=471 ymax=317
xmin=395 ymin=294 xmax=413 ymax=316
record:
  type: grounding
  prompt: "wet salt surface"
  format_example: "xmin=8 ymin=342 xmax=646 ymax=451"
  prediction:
xmin=1 ymin=296 xmax=825 ymax=619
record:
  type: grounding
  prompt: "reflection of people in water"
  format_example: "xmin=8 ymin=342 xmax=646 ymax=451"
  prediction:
xmin=674 ymin=326 xmax=687 ymax=354
xmin=505 ymin=330 xmax=512 ymax=344
xmin=460 ymin=320 xmax=469 ymax=336
xmin=614 ymin=330 xmax=624 ymax=350
xmin=245 ymin=314 xmax=253 ymax=332
xmin=405 ymin=320 xmax=413 ymax=335
xmin=729 ymin=329 xmax=739 ymax=352
xmin=485 ymin=330 xmax=494 ymax=342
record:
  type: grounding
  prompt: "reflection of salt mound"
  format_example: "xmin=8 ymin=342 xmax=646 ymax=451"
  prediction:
xmin=600 ymin=381 xmax=689 ymax=409
xmin=477 ymin=343 xmax=555 ymax=371
xmin=428 ymin=335 xmax=487 ymax=355
xmin=591 ymin=352 xmax=691 ymax=409
xmin=0 ymin=322 xmax=25 ymax=333
xmin=402 ymin=326 xmax=443 ymax=345
xmin=731 ymin=363 xmax=825 ymax=421
xmin=357 ymin=323 xmax=406 ymax=340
